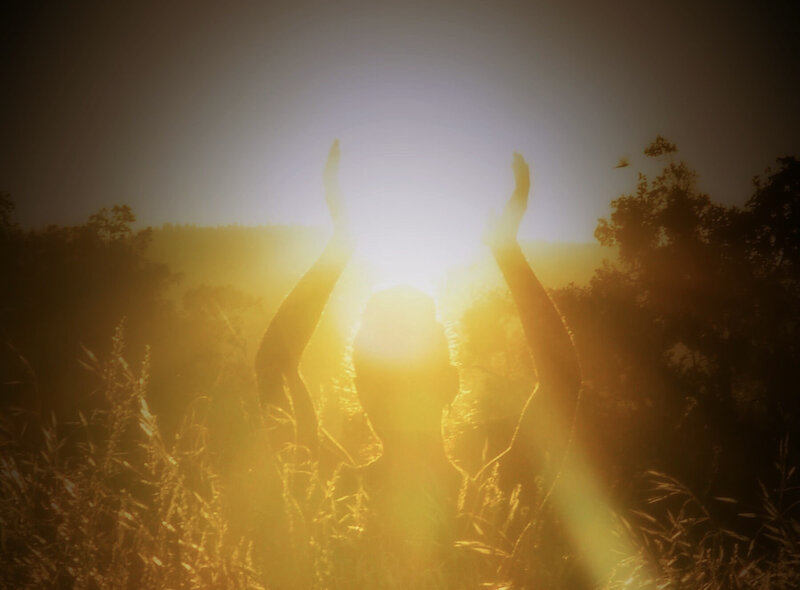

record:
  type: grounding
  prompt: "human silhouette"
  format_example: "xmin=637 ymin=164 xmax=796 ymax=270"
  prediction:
xmin=254 ymin=142 xmax=582 ymax=587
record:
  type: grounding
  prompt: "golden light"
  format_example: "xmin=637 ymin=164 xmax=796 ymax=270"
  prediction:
xmin=552 ymin=446 xmax=645 ymax=585
xmin=335 ymin=141 xmax=513 ymax=297
xmin=354 ymin=285 xmax=443 ymax=363
xmin=353 ymin=224 xmax=477 ymax=297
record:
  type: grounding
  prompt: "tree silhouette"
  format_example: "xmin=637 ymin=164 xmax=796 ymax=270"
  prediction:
xmin=571 ymin=139 xmax=800 ymax=499
xmin=0 ymin=199 xmax=173 ymax=421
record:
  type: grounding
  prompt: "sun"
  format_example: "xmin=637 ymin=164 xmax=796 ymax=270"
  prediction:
xmin=337 ymin=155 xmax=492 ymax=299
xmin=355 ymin=230 xmax=465 ymax=296
xmin=347 ymin=194 xmax=481 ymax=300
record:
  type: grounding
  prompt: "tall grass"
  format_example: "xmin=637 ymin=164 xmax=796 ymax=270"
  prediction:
xmin=605 ymin=441 xmax=800 ymax=590
xmin=0 ymin=324 xmax=259 ymax=589
xmin=2 ymin=326 xmax=799 ymax=588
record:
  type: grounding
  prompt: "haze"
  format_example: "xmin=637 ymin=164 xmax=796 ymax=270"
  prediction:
xmin=2 ymin=0 xmax=798 ymax=245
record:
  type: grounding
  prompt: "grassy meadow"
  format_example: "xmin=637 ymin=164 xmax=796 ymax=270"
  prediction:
xmin=2 ymin=149 xmax=800 ymax=588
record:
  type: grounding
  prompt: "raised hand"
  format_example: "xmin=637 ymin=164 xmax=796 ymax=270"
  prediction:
xmin=481 ymin=152 xmax=581 ymax=497
xmin=484 ymin=153 xmax=530 ymax=250
xmin=256 ymin=140 xmax=356 ymax=456
xmin=324 ymin=140 xmax=349 ymax=237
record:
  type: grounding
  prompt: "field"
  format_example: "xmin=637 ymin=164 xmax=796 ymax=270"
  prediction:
xmin=2 ymin=153 xmax=800 ymax=588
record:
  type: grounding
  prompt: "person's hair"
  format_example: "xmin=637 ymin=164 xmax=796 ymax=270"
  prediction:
xmin=352 ymin=287 xmax=457 ymax=437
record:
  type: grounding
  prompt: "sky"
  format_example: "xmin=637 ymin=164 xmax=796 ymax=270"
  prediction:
xmin=2 ymin=0 xmax=799 ymax=253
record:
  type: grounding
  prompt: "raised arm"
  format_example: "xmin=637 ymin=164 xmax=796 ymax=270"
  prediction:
xmin=255 ymin=141 xmax=354 ymax=454
xmin=483 ymin=154 xmax=581 ymax=475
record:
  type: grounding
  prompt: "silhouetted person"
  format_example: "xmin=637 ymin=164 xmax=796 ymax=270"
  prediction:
xmin=254 ymin=142 xmax=581 ymax=587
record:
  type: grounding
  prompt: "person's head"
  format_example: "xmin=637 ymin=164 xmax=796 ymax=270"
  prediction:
xmin=352 ymin=287 xmax=458 ymax=444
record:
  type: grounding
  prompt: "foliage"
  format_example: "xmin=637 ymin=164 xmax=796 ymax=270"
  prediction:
xmin=0 ymin=324 xmax=259 ymax=589
xmin=559 ymin=141 xmax=800 ymax=498
xmin=1 ymin=327 xmax=799 ymax=588
xmin=2 ymin=142 xmax=800 ymax=586
xmin=0 ymin=202 xmax=174 ymax=418
xmin=605 ymin=441 xmax=800 ymax=589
